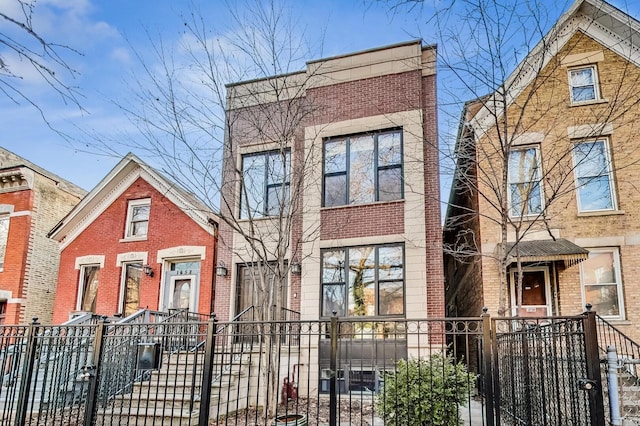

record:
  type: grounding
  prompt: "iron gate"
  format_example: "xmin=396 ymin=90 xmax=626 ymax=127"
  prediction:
xmin=483 ymin=310 xmax=605 ymax=426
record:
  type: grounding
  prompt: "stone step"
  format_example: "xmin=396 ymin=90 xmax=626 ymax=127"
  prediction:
xmin=95 ymin=407 xmax=198 ymax=426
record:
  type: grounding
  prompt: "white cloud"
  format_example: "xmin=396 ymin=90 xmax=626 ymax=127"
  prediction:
xmin=110 ymin=47 xmax=132 ymax=65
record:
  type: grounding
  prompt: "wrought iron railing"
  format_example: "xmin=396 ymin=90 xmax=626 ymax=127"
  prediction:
xmin=0 ymin=313 xmax=606 ymax=426
xmin=595 ymin=314 xmax=640 ymax=379
xmin=595 ymin=313 xmax=640 ymax=424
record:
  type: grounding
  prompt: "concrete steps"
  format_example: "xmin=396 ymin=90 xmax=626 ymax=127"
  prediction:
xmin=96 ymin=348 xmax=253 ymax=424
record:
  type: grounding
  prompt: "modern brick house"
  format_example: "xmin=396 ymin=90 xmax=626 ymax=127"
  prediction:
xmin=445 ymin=0 xmax=640 ymax=341
xmin=216 ymin=41 xmax=442 ymax=390
xmin=49 ymin=153 xmax=218 ymax=323
xmin=0 ymin=147 xmax=86 ymax=325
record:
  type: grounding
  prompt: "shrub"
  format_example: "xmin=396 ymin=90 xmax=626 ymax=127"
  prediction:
xmin=375 ymin=354 xmax=476 ymax=426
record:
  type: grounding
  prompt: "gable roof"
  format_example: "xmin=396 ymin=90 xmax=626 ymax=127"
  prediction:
xmin=470 ymin=0 xmax=640 ymax=133
xmin=0 ymin=146 xmax=87 ymax=198
xmin=48 ymin=153 xmax=219 ymax=249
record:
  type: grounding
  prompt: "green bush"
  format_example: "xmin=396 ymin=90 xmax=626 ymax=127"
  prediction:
xmin=375 ymin=354 xmax=476 ymax=426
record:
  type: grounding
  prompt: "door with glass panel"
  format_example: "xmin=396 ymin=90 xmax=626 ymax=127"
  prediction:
xmin=121 ymin=263 xmax=142 ymax=317
xmin=161 ymin=260 xmax=200 ymax=312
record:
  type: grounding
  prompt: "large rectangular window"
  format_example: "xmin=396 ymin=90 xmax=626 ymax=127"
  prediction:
xmin=323 ymin=130 xmax=402 ymax=207
xmin=77 ymin=265 xmax=100 ymax=312
xmin=321 ymin=244 xmax=404 ymax=317
xmin=0 ymin=216 xmax=8 ymax=270
xmin=580 ymin=248 xmax=624 ymax=319
xmin=508 ymin=147 xmax=543 ymax=217
xmin=240 ymin=150 xmax=290 ymax=219
xmin=573 ymin=140 xmax=616 ymax=212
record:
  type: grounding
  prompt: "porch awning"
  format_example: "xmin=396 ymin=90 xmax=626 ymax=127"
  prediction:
xmin=503 ymin=239 xmax=589 ymax=266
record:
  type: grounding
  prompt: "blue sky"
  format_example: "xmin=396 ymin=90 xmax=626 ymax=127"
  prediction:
xmin=1 ymin=0 xmax=638 ymax=205
xmin=0 ymin=0 xmax=433 ymax=193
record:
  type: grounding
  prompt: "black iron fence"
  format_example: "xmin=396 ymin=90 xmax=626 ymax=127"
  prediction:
xmin=0 ymin=310 xmax=606 ymax=426
xmin=488 ymin=313 xmax=604 ymax=426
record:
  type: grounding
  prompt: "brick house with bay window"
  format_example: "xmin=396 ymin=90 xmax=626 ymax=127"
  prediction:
xmin=49 ymin=153 xmax=218 ymax=323
xmin=445 ymin=0 xmax=640 ymax=342
xmin=216 ymin=41 xmax=443 ymax=392
xmin=0 ymin=147 xmax=85 ymax=325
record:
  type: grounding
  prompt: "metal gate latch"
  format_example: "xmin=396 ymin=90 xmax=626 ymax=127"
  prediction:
xmin=78 ymin=364 xmax=96 ymax=382
xmin=577 ymin=378 xmax=596 ymax=390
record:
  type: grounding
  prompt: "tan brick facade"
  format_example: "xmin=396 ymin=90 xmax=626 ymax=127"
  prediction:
xmin=445 ymin=3 xmax=640 ymax=342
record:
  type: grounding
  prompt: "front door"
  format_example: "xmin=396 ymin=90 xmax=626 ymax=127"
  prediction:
xmin=510 ymin=267 xmax=551 ymax=317
xmin=236 ymin=264 xmax=288 ymax=320
xmin=122 ymin=263 xmax=142 ymax=317
xmin=162 ymin=271 xmax=198 ymax=311
xmin=161 ymin=260 xmax=200 ymax=312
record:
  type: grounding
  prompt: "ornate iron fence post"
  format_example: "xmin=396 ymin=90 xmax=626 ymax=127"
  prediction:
xmin=481 ymin=308 xmax=495 ymax=426
xmin=16 ymin=317 xmax=40 ymax=425
xmin=329 ymin=312 xmax=338 ymax=426
xmin=583 ymin=307 xmax=606 ymax=426
xmin=84 ymin=317 xmax=108 ymax=426
xmin=198 ymin=313 xmax=218 ymax=425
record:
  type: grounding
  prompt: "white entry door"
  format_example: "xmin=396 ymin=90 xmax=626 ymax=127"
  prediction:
xmin=163 ymin=271 xmax=198 ymax=311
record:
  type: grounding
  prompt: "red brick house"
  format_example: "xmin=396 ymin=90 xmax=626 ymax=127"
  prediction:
xmin=217 ymin=40 xmax=442 ymax=323
xmin=49 ymin=153 xmax=218 ymax=323
xmin=0 ymin=147 xmax=86 ymax=325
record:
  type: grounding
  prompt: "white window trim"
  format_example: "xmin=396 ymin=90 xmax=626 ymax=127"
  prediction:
xmin=0 ymin=214 xmax=10 ymax=272
xmin=507 ymin=146 xmax=544 ymax=219
xmin=509 ymin=266 xmax=552 ymax=317
xmin=572 ymin=138 xmax=617 ymax=213
xmin=123 ymin=198 xmax=151 ymax=241
xmin=76 ymin=264 xmax=100 ymax=312
xmin=580 ymin=247 xmax=625 ymax=320
xmin=158 ymin=257 xmax=202 ymax=312
xmin=568 ymin=65 xmax=601 ymax=104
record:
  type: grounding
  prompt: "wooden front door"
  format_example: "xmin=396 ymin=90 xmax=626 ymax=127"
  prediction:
xmin=511 ymin=267 xmax=551 ymax=317
xmin=236 ymin=264 xmax=288 ymax=320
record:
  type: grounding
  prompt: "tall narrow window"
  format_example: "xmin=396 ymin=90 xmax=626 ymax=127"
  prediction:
xmin=78 ymin=265 xmax=100 ymax=312
xmin=508 ymin=147 xmax=543 ymax=217
xmin=125 ymin=199 xmax=150 ymax=238
xmin=569 ymin=66 xmax=599 ymax=103
xmin=573 ymin=140 xmax=615 ymax=212
xmin=0 ymin=216 xmax=8 ymax=270
xmin=323 ymin=129 xmax=403 ymax=207
xmin=240 ymin=150 xmax=290 ymax=219
xmin=580 ymin=248 xmax=624 ymax=319
xmin=121 ymin=263 xmax=142 ymax=317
